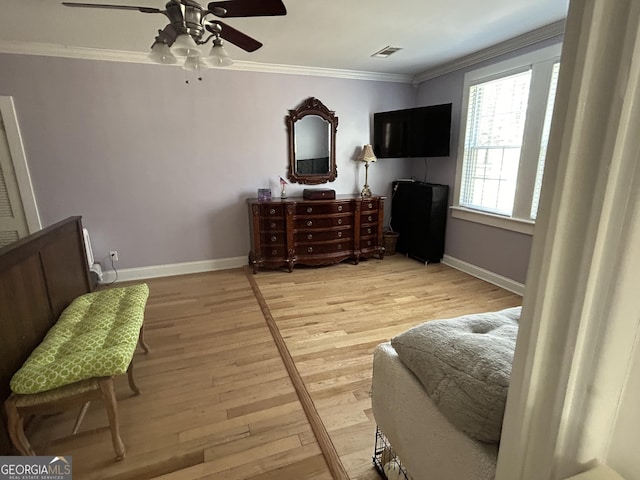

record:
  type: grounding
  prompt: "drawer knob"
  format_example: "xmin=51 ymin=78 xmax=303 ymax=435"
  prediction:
xmin=308 ymin=246 xmax=313 ymax=253
xmin=337 ymin=205 xmax=343 ymax=212
xmin=368 ymin=215 xmax=373 ymax=221
xmin=271 ymin=235 xmax=277 ymax=242
xmin=368 ymin=240 xmax=372 ymax=246
xmin=307 ymin=234 xmax=313 ymax=240
xmin=270 ymin=222 xmax=276 ymax=228
xmin=368 ymin=203 xmax=373 ymax=209
xmin=307 ymin=220 xmax=313 ymax=227
xmin=338 ymin=244 xmax=342 ymax=250
xmin=337 ymin=218 xmax=343 ymax=225
xmin=307 ymin=207 xmax=313 ymax=213
xmin=270 ymin=208 xmax=276 ymax=215
xmin=272 ymin=249 xmax=278 ymax=255
xmin=337 ymin=231 xmax=342 ymax=238
xmin=367 ymin=228 xmax=372 ymax=234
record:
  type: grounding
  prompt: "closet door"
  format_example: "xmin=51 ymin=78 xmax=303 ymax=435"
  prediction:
xmin=0 ymin=116 xmax=29 ymax=248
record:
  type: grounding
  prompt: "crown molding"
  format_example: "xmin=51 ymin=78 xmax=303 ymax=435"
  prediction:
xmin=413 ymin=20 xmax=566 ymax=84
xmin=224 ymin=60 xmax=413 ymax=83
xmin=0 ymin=40 xmax=413 ymax=84
xmin=0 ymin=20 xmax=565 ymax=86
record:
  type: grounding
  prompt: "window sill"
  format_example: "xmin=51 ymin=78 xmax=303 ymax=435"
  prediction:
xmin=450 ymin=206 xmax=535 ymax=235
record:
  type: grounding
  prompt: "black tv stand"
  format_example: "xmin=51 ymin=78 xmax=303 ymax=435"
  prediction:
xmin=390 ymin=181 xmax=448 ymax=263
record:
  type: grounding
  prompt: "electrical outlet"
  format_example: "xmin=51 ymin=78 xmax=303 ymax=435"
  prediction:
xmin=109 ymin=251 xmax=119 ymax=262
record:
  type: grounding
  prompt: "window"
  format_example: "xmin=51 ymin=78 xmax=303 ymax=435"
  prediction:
xmin=453 ymin=44 xmax=561 ymax=233
xmin=531 ymin=62 xmax=561 ymax=219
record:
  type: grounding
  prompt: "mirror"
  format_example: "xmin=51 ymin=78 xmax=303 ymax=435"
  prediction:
xmin=286 ymin=97 xmax=338 ymax=184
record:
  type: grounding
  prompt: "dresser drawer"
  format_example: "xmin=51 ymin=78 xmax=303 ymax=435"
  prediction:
xmin=294 ymin=215 xmax=352 ymax=229
xmin=295 ymin=202 xmax=352 ymax=215
xmin=260 ymin=245 xmax=287 ymax=258
xmin=259 ymin=204 xmax=284 ymax=217
xmin=360 ymin=225 xmax=377 ymax=237
xmin=260 ymin=231 xmax=286 ymax=245
xmin=296 ymin=241 xmax=353 ymax=256
xmin=295 ymin=228 xmax=351 ymax=243
xmin=359 ymin=237 xmax=378 ymax=249
xmin=360 ymin=212 xmax=379 ymax=224
xmin=361 ymin=199 xmax=378 ymax=211
xmin=260 ymin=218 xmax=285 ymax=231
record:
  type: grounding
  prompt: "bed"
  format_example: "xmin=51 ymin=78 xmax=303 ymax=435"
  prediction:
xmin=371 ymin=306 xmax=521 ymax=480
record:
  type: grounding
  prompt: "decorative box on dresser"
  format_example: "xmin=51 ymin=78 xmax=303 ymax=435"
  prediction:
xmin=248 ymin=195 xmax=385 ymax=273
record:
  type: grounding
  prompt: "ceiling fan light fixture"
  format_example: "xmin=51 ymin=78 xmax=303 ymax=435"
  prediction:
xmin=61 ymin=0 xmax=287 ymax=69
xmin=208 ymin=38 xmax=233 ymax=67
xmin=149 ymin=42 xmax=177 ymax=64
xmin=170 ymin=33 xmax=201 ymax=57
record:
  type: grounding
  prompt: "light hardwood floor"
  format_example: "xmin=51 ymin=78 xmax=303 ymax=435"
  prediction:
xmin=252 ymin=255 xmax=521 ymax=480
xmin=26 ymin=255 xmax=520 ymax=479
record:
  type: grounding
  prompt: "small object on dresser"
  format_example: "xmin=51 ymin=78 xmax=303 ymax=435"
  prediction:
xmin=279 ymin=176 xmax=288 ymax=199
xmin=303 ymin=188 xmax=336 ymax=200
xmin=258 ymin=188 xmax=271 ymax=201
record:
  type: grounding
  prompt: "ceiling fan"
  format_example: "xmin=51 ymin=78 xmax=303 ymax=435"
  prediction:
xmin=62 ymin=0 xmax=287 ymax=68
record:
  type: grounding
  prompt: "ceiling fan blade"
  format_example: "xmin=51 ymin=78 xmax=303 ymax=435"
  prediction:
xmin=61 ymin=2 xmax=163 ymax=14
xmin=207 ymin=0 xmax=286 ymax=17
xmin=206 ymin=21 xmax=262 ymax=52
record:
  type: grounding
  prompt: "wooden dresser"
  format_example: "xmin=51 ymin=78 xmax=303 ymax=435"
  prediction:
xmin=248 ymin=195 xmax=385 ymax=272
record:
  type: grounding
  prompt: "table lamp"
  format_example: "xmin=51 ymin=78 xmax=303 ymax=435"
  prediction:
xmin=359 ymin=144 xmax=377 ymax=197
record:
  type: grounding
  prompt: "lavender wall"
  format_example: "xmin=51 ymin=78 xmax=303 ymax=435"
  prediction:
xmin=413 ymin=37 xmax=563 ymax=284
xmin=0 ymin=53 xmax=415 ymax=270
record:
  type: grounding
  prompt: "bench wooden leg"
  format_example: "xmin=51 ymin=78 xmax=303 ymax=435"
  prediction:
xmin=127 ymin=325 xmax=149 ymax=395
xmin=4 ymin=396 xmax=36 ymax=456
xmin=98 ymin=377 xmax=125 ymax=461
xmin=138 ymin=324 xmax=150 ymax=354
xmin=72 ymin=401 xmax=91 ymax=435
xmin=127 ymin=361 xmax=140 ymax=396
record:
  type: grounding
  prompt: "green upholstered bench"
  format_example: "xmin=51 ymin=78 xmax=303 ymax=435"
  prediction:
xmin=4 ymin=283 xmax=150 ymax=461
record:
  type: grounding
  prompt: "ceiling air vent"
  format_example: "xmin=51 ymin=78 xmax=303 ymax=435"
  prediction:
xmin=371 ymin=46 xmax=403 ymax=58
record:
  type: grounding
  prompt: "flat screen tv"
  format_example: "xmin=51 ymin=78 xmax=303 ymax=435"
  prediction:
xmin=373 ymin=103 xmax=452 ymax=158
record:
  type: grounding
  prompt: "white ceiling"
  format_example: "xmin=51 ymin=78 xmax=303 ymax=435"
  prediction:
xmin=0 ymin=0 xmax=569 ymax=78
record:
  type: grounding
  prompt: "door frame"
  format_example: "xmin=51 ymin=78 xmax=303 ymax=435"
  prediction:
xmin=0 ymin=96 xmax=41 ymax=234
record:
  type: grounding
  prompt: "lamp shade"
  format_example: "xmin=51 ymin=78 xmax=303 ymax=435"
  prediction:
xmin=170 ymin=33 xmax=201 ymax=57
xmin=149 ymin=42 xmax=177 ymax=64
xmin=183 ymin=55 xmax=206 ymax=72
xmin=208 ymin=38 xmax=233 ymax=67
xmin=360 ymin=144 xmax=377 ymax=162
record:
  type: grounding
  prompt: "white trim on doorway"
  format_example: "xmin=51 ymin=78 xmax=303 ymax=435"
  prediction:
xmin=0 ymin=97 xmax=41 ymax=233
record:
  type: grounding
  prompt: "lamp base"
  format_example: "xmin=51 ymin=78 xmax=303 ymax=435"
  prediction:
xmin=361 ymin=160 xmax=373 ymax=198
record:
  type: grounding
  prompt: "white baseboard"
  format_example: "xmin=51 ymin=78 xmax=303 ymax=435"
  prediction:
xmin=101 ymin=256 xmax=247 ymax=284
xmin=99 ymin=254 xmax=525 ymax=295
xmin=442 ymin=254 xmax=525 ymax=296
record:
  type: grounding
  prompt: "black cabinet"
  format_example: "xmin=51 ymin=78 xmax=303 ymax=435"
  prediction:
xmin=390 ymin=181 xmax=448 ymax=263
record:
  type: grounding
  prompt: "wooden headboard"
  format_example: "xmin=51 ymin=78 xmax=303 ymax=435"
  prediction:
xmin=0 ymin=216 xmax=92 ymax=454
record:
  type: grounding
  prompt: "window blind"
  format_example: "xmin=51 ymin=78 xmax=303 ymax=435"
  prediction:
xmin=460 ymin=69 xmax=532 ymax=216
